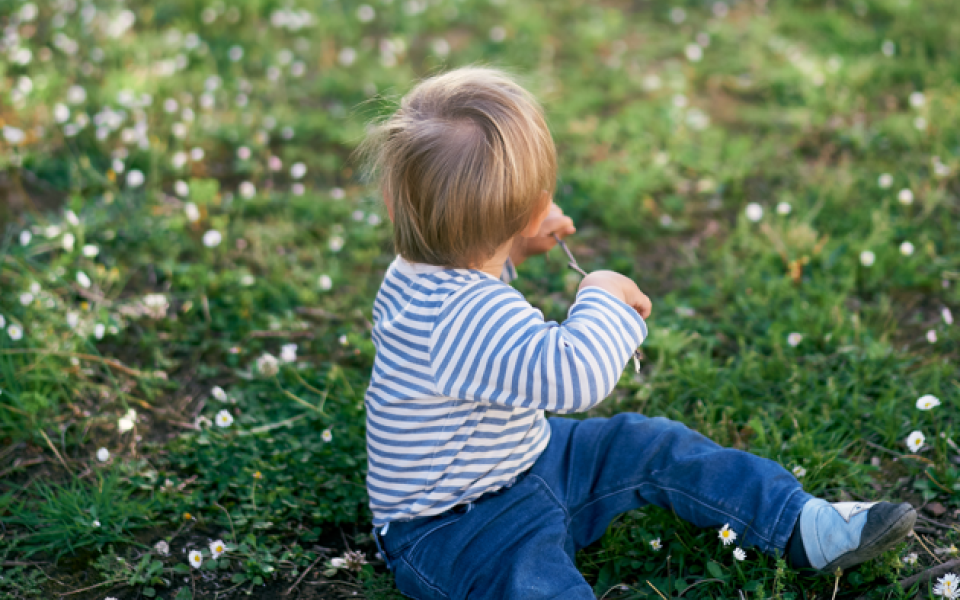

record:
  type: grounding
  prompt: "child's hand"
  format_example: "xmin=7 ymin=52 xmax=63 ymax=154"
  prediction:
xmin=510 ymin=202 xmax=576 ymax=266
xmin=579 ymin=270 xmax=652 ymax=319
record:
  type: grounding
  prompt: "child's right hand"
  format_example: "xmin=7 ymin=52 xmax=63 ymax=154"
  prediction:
xmin=579 ymin=270 xmax=652 ymax=319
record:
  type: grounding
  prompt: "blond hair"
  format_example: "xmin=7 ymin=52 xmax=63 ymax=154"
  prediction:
xmin=356 ymin=67 xmax=557 ymax=268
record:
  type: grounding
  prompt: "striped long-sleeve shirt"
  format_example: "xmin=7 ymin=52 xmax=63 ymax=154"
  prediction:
xmin=365 ymin=256 xmax=648 ymax=526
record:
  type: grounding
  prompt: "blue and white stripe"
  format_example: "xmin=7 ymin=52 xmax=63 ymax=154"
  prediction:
xmin=366 ymin=256 xmax=647 ymax=526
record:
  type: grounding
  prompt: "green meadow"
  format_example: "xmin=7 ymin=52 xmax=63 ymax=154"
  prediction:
xmin=0 ymin=0 xmax=958 ymax=597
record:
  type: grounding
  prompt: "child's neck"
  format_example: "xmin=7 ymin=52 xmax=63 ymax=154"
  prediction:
xmin=474 ymin=240 xmax=514 ymax=280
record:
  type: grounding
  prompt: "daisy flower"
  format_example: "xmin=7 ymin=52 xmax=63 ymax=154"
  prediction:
xmin=239 ymin=182 xmax=256 ymax=199
xmin=20 ymin=230 xmax=32 ymax=245
xmin=898 ymin=189 xmax=914 ymax=205
xmin=290 ymin=162 xmax=307 ymax=179
xmin=733 ymin=547 xmax=747 ymax=561
xmin=916 ymin=395 xmax=940 ymax=410
xmin=203 ymin=230 xmax=222 ymax=247
xmin=933 ymin=573 xmax=958 ymax=599
xmin=97 ymin=448 xmax=110 ymax=462
xmin=77 ymin=271 xmax=92 ymax=288
xmin=650 ymin=538 xmax=662 ymax=551
xmin=776 ymin=202 xmax=792 ymax=215
xmin=944 ymin=308 xmax=954 ymax=325
xmin=860 ymin=250 xmax=875 ymax=267
xmin=902 ymin=552 xmax=918 ymax=565
xmin=878 ymin=173 xmax=893 ymax=189
xmin=281 ymin=343 xmax=297 ymax=363
xmin=906 ymin=430 xmax=925 ymax=452
xmin=209 ymin=539 xmax=226 ymax=559
xmin=900 ymin=241 xmax=914 ymax=256
xmin=82 ymin=244 xmax=99 ymax=258
xmin=745 ymin=203 xmax=763 ymax=222
xmin=318 ymin=274 xmax=333 ymax=291
xmin=184 ymin=202 xmax=200 ymax=222
xmin=787 ymin=333 xmax=803 ymax=347
xmin=118 ymin=409 xmax=137 ymax=433
xmin=211 ymin=386 xmax=228 ymax=402
xmin=8 ymin=324 xmax=24 ymax=340
xmin=718 ymin=524 xmax=737 ymax=546
xmin=330 ymin=557 xmax=346 ymax=568
xmin=92 ymin=520 xmax=100 ymax=527
xmin=322 ymin=429 xmax=333 ymax=443
xmin=189 ymin=550 xmax=203 ymax=568
xmin=127 ymin=170 xmax=145 ymax=187
xmin=155 ymin=540 xmax=170 ymax=556
xmin=257 ymin=353 xmax=280 ymax=376
xmin=909 ymin=92 xmax=925 ymax=108
xmin=215 ymin=410 xmax=234 ymax=428
xmin=792 ymin=465 xmax=806 ymax=478
xmin=927 ymin=330 xmax=938 ymax=344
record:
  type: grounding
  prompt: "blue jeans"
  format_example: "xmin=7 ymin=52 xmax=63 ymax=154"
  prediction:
xmin=373 ymin=413 xmax=812 ymax=600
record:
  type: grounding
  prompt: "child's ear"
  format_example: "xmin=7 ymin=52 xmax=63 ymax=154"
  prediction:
xmin=382 ymin=188 xmax=395 ymax=223
xmin=520 ymin=191 xmax=552 ymax=237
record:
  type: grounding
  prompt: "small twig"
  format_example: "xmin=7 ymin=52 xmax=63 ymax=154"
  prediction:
xmin=914 ymin=534 xmax=942 ymax=564
xmin=284 ymin=553 xmax=327 ymax=595
xmin=646 ymin=580 xmax=669 ymax=600
xmin=243 ymin=412 xmax=309 ymax=435
xmin=897 ymin=558 xmax=960 ymax=592
xmin=38 ymin=429 xmax=69 ymax=472
xmin=248 ymin=330 xmax=315 ymax=339
xmin=830 ymin=571 xmax=840 ymax=600
xmin=0 ymin=457 xmax=45 ymax=478
xmin=0 ymin=349 xmax=147 ymax=378
xmin=915 ymin=514 xmax=952 ymax=530
xmin=861 ymin=440 xmax=936 ymax=465
xmin=59 ymin=578 xmax=124 ymax=596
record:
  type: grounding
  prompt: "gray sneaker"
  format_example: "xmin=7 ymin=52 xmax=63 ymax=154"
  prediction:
xmin=798 ymin=499 xmax=917 ymax=572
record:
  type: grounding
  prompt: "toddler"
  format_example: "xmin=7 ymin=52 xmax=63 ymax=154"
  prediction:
xmin=357 ymin=67 xmax=916 ymax=599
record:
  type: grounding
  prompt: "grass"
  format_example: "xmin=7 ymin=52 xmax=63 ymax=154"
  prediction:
xmin=0 ymin=0 xmax=958 ymax=598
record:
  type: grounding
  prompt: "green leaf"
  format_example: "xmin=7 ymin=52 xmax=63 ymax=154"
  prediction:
xmin=149 ymin=560 xmax=163 ymax=575
xmin=173 ymin=564 xmax=191 ymax=574
xmin=231 ymin=573 xmax=247 ymax=584
xmin=174 ymin=587 xmax=192 ymax=600
xmin=203 ymin=559 xmax=218 ymax=570
xmin=143 ymin=587 xmax=156 ymax=597
xmin=253 ymin=576 xmax=264 ymax=585
xmin=706 ymin=561 xmax=724 ymax=579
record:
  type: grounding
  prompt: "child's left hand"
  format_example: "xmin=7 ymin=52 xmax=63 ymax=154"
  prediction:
xmin=510 ymin=202 xmax=576 ymax=266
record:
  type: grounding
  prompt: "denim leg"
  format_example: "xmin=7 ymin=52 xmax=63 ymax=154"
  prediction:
xmin=532 ymin=414 xmax=812 ymax=555
xmin=380 ymin=474 xmax=596 ymax=600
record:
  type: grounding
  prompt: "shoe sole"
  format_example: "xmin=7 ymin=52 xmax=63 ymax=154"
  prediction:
xmin=821 ymin=505 xmax=917 ymax=573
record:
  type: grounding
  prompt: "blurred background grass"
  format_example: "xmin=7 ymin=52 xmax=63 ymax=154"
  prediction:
xmin=0 ymin=0 xmax=958 ymax=598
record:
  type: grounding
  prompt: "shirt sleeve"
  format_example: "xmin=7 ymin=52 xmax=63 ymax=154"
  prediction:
xmin=500 ymin=258 xmax=518 ymax=284
xmin=429 ymin=280 xmax=647 ymax=413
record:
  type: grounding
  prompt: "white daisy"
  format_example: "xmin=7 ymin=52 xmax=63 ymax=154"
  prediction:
xmin=281 ymin=343 xmax=297 ymax=363
xmin=927 ymin=330 xmax=938 ymax=343
xmin=902 ymin=552 xmax=918 ymax=565
xmin=20 ymin=230 xmax=32 ymax=246
xmin=203 ymin=230 xmax=222 ymax=248
xmin=319 ymin=275 xmax=333 ymax=291
xmin=878 ymin=173 xmax=893 ymax=189
xmin=329 ymin=236 xmax=344 ymax=252
xmin=944 ymin=308 xmax=954 ymax=325
xmin=330 ymin=557 xmax=346 ymax=568
xmin=900 ymin=241 xmax=914 ymax=256
xmin=906 ymin=430 xmax=925 ymax=452
xmin=76 ymin=270 xmax=92 ymax=288
xmin=97 ymin=447 xmax=110 ymax=462
xmin=792 ymin=465 xmax=806 ymax=478
xmin=650 ymin=538 xmax=662 ymax=551
xmin=898 ymin=189 xmax=914 ymax=205
xmin=776 ymin=202 xmax=792 ymax=215
xmin=322 ymin=429 xmax=333 ymax=443
xmin=82 ymin=244 xmax=99 ymax=258
xmin=118 ymin=409 xmax=136 ymax=433
xmin=933 ymin=573 xmax=958 ymax=599
xmin=684 ymin=43 xmax=703 ymax=62
xmin=881 ymin=40 xmax=896 ymax=57
xmin=209 ymin=539 xmax=226 ymax=559
xmin=92 ymin=520 xmax=100 ymax=527
xmin=237 ymin=146 xmax=251 ymax=160
xmin=916 ymin=395 xmax=941 ymax=410
xmin=257 ymin=353 xmax=280 ymax=377
xmin=745 ymin=203 xmax=763 ymax=222
xmin=189 ymin=550 xmax=203 ymax=568
xmin=733 ymin=547 xmax=747 ymax=561
xmin=185 ymin=202 xmax=200 ymax=222
xmin=787 ymin=333 xmax=803 ymax=347
xmin=126 ymin=170 xmax=144 ymax=187
xmin=719 ymin=523 xmax=737 ymax=545
xmin=357 ymin=4 xmax=375 ymax=22
xmin=174 ymin=180 xmax=189 ymax=197
xmin=211 ymin=386 xmax=228 ymax=402
xmin=215 ymin=410 xmax=234 ymax=428
xmin=63 ymin=233 xmax=75 ymax=251
xmin=909 ymin=92 xmax=925 ymax=108
xmin=860 ymin=251 xmax=875 ymax=267
xmin=154 ymin=540 xmax=170 ymax=556
xmin=20 ymin=292 xmax=33 ymax=306
xmin=94 ymin=323 xmax=106 ymax=339
xmin=239 ymin=182 xmax=256 ymax=199
xmin=290 ymin=162 xmax=307 ymax=179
